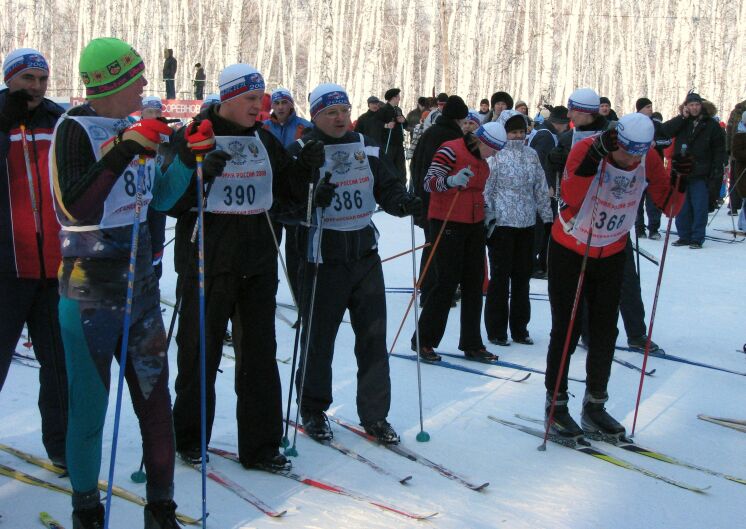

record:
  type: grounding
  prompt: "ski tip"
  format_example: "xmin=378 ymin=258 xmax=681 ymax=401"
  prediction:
xmin=471 ymin=482 xmax=490 ymax=492
xmin=270 ymin=510 xmax=288 ymax=518
xmin=399 ymin=475 xmax=413 ymax=485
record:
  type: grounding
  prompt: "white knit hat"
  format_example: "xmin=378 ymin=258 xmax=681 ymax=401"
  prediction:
xmin=475 ymin=121 xmax=507 ymax=151
xmin=616 ymin=112 xmax=654 ymax=155
xmin=309 ymin=83 xmax=350 ymax=119
xmin=218 ymin=64 xmax=265 ymax=103
xmin=141 ymin=95 xmax=163 ymax=110
xmin=567 ymin=88 xmax=600 ymax=114
xmin=3 ymin=48 xmax=48 ymax=83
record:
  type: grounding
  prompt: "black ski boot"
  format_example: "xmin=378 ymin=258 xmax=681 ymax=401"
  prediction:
xmin=463 ymin=347 xmax=498 ymax=361
xmin=301 ymin=409 xmax=333 ymax=441
xmin=412 ymin=344 xmax=441 ymax=362
xmin=581 ymin=391 xmax=627 ymax=440
xmin=363 ymin=419 xmax=400 ymax=444
xmin=627 ymin=335 xmax=659 ymax=352
xmin=72 ymin=503 xmax=104 ymax=529
xmin=144 ymin=500 xmax=179 ymax=529
xmin=545 ymin=392 xmax=584 ymax=443
xmin=178 ymin=447 xmax=208 ymax=465
xmin=243 ymin=449 xmax=292 ymax=472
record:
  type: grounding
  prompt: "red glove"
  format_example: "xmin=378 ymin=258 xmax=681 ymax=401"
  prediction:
xmin=185 ymin=119 xmax=216 ymax=153
xmin=101 ymin=118 xmax=172 ymax=158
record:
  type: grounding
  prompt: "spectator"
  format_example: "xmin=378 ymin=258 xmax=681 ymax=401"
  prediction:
xmin=483 ymin=91 xmax=514 ymax=123
xmin=422 ymin=92 xmax=449 ymax=130
xmin=375 ymin=88 xmax=408 ymax=184
xmin=406 ymin=96 xmax=428 ymax=129
xmin=514 ymin=100 xmax=529 ymax=115
xmin=599 ymin=96 xmax=619 ymax=122
xmin=661 ymin=92 xmax=726 ymax=248
xmin=163 ymin=48 xmax=177 ymax=99
xmin=478 ymin=98 xmax=490 ymax=122
xmin=634 ymin=97 xmax=669 ymax=239
xmin=193 ymin=63 xmax=205 ymax=100
xmin=354 ymin=95 xmax=382 ymax=138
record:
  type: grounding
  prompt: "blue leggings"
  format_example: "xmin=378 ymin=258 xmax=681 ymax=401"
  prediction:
xmin=59 ymin=291 xmax=174 ymax=506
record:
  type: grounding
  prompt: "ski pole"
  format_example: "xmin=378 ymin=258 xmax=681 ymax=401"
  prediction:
xmin=385 ymin=126 xmax=393 ymax=155
xmin=388 ymin=189 xmax=461 ymax=355
xmin=281 ymin=182 xmax=314 ymax=449
xmin=630 ymin=153 xmax=685 ymax=437
xmin=287 ymin=173 xmax=331 ymax=457
xmin=130 ymin=458 xmax=146 ymax=483
xmin=19 ymin=125 xmax=68 ymax=431
xmin=380 ymin=242 xmax=431 ymax=264
xmin=264 ymin=210 xmax=298 ymax=309
xmin=104 ymin=156 xmax=147 ymax=529
xmin=541 ymin=160 xmax=606 ymax=451
xmin=409 ymin=215 xmax=429 ymax=442
xmin=634 ymin=224 xmax=641 ymax=277
xmin=195 ymin=154 xmax=209 ymax=528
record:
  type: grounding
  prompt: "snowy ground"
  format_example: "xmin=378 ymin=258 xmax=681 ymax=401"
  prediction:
xmin=2 ymin=208 xmax=745 ymax=529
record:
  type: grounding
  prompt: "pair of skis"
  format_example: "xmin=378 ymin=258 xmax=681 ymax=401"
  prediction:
xmin=492 ymin=414 xmax=746 ymax=493
xmin=0 ymin=443 xmax=200 ymax=525
xmin=698 ymin=415 xmax=746 ymax=434
xmin=618 ymin=345 xmax=746 ymax=377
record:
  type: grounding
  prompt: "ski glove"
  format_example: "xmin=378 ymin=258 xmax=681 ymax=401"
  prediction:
xmin=179 ymin=118 xmax=216 ymax=167
xmin=547 ymin=146 xmax=568 ymax=169
xmin=202 ymin=150 xmax=233 ymax=182
xmin=313 ymin=172 xmax=337 ymax=208
xmin=398 ymin=194 xmax=423 ymax=217
xmin=0 ymin=89 xmax=32 ymax=132
xmin=576 ymin=129 xmax=618 ymax=177
xmin=297 ymin=139 xmax=326 ymax=170
xmin=446 ymin=167 xmax=474 ymax=188
xmin=670 ymin=153 xmax=694 ymax=194
xmin=101 ymin=118 xmax=173 ymax=159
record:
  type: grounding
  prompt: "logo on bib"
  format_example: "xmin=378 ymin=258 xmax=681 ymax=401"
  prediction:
xmin=353 ymin=150 xmax=366 ymax=162
xmin=331 ymin=150 xmax=352 ymax=174
xmin=226 ymin=140 xmax=248 ymax=165
xmin=89 ymin=125 xmax=110 ymax=141
xmin=610 ymin=174 xmax=636 ymax=200
xmin=247 ymin=142 xmax=259 ymax=158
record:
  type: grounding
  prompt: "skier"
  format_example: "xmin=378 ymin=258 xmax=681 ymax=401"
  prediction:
xmin=0 ymin=48 xmax=68 ymax=468
xmin=168 ymin=63 xmax=324 ymax=471
xmin=288 ymin=83 xmax=422 ymax=443
xmin=483 ymin=110 xmax=553 ymax=346
xmin=411 ymin=122 xmax=507 ymax=362
xmin=51 ymin=37 xmax=198 ymax=528
xmin=544 ymin=112 xmax=692 ymax=440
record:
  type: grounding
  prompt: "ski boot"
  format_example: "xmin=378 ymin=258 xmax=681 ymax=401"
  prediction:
xmin=463 ymin=347 xmax=498 ymax=361
xmin=627 ymin=335 xmax=659 ymax=352
xmin=545 ymin=392 xmax=586 ymax=446
xmin=301 ymin=409 xmax=333 ymax=441
xmin=411 ymin=344 xmax=441 ymax=362
xmin=363 ymin=419 xmax=400 ymax=444
xmin=72 ymin=503 xmax=104 ymax=529
xmin=243 ymin=449 xmax=292 ymax=472
xmin=178 ymin=447 xmax=208 ymax=465
xmin=144 ymin=500 xmax=179 ymax=529
xmin=581 ymin=391 xmax=628 ymax=442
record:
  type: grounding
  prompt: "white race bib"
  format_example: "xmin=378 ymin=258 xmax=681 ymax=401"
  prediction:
xmin=319 ymin=136 xmax=376 ymax=231
xmin=569 ymin=159 xmax=647 ymax=247
xmin=206 ymin=133 xmax=273 ymax=215
xmin=57 ymin=116 xmax=155 ymax=230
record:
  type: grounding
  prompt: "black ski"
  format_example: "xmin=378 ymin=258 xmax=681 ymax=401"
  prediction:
xmin=436 ymin=351 xmax=585 ymax=383
xmin=390 ymin=352 xmax=531 ymax=382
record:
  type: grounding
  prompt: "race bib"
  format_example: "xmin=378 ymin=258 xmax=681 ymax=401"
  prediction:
xmin=320 ymin=137 xmax=376 ymax=231
xmin=569 ymin=159 xmax=647 ymax=247
xmin=571 ymin=129 xmax=599 ymax=147
xmin=206 ymin=133 xmax=273 ymax=215
xmin=58 ymin=116 xmax=155 ymax=229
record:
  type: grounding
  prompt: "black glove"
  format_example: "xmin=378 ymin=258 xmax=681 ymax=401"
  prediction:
xmin=576 ymin=129 xmax=619 ymax=177
xmin=298 ymin=139 xmax=325 ymax=170
xmin=547 ymin=146 xmax=568 ymax=169
xmin=313 ymin=172 xmax=337 ymax=208
xmin=398 ymin=194 xmax=423 ymax=217
xmin=202 ymin=150 xmax=232 ymax=181
xmin=670 ymin=153 xmax=694 ymax=192
xmin=0 ymin=89 xmax=32 ymax=132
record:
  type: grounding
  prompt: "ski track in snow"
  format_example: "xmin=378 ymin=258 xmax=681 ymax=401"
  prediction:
xmin=1 ymin=211 xmax=745 ymax=529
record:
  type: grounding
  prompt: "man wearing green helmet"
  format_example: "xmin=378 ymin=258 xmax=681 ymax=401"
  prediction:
xmin=50 ymin=37 xmax=211 ymax=529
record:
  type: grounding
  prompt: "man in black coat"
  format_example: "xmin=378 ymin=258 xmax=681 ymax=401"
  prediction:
xmin=162 ymin=49 xmax=177 ymax=99
xmin=375 ymin=88 xmax=408 ymax=184
xmin=408 ymin=95 xmax=468 ymax=299
xmin=354 ymin=96 xmax=382 ymax=138
xmin=661 ymin=92 xmax=726 ymax=248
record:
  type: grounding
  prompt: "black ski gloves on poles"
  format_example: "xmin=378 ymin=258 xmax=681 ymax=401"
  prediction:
xmin=576 ymin=129 xmax=618 ymax=176
xmin=398 ymin=194 xmax=423 ymax=217
xmin=201 ymin=150 xmax=232 ymax=182
xmin=313 ymin=172 xmax=337 ymax=208
xmin=297 ymin=139 xmax=326 ymax=170
xmin=670 ymin=153 xmax=694 ymax=192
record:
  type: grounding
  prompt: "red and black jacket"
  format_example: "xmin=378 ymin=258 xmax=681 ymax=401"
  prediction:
xmin=0 ymin=91 xmax=63 ymax=279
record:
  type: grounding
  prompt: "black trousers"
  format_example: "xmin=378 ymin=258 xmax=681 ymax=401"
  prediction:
xmin=296 ymin=253 xmax=391 ymax=424
xmin=545 ymin=239 xmax=626 ymax=394
xmin=413 ymin=221 xmax=485 ymax=351
xmin=635 ymin=191 xmax=662 ymax=233
xmin=485 ymin=226 xmax=535 ymax=341
xmin=0 ymin=277 xmax=67 ymax=460
xmin=173 ymin=269 xmax=282 ymax=464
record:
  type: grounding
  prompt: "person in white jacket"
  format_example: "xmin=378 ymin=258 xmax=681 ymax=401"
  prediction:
xmin=484 ymin=110 xmax=553 ymax=346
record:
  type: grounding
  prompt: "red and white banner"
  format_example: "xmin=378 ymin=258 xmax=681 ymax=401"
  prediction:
xmin=69 ymin=98 xmax=203 ymax=119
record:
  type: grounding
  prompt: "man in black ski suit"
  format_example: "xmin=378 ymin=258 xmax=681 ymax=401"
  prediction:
xmin=287 ymin=83 xmax=422 ymax=444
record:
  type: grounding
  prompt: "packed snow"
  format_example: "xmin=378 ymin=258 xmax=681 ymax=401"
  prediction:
xmin=1 ymin=209 xmax=745 ymax=529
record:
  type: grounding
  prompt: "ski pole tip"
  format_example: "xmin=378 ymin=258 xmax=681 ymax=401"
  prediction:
xmin=284 ymin=446 xmax=299 ymax=457
xmin=130 ymin=469 xmax=147 ymax=483
xmin=416 ymin=431 xmax=431 ymax=443
xmin=537 ymin=442 xmax=547 ymax=452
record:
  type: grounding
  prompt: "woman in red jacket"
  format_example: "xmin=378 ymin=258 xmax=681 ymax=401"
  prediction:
xmin=544 ymin=112 xmax=692 ymax=441
xmin=411 ymin=122 xmax=507 ymax=362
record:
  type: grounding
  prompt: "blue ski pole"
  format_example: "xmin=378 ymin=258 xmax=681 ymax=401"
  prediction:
xmin=104 ymin=156 xmax=147 ymax=529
